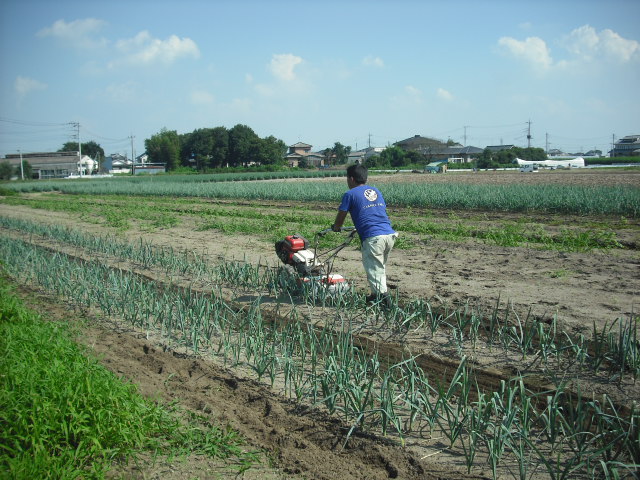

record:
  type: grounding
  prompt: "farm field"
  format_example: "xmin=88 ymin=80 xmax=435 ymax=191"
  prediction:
xmin=1 ymin=169 xmax=639 ymax=479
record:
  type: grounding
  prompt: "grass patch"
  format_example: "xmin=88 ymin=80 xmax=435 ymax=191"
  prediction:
xmin=0 ymin=275 xmax=256 ymax=479
xmin=548 ymin=268 xmax=572 ymax=279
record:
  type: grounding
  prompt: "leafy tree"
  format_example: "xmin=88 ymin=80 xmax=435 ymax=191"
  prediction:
xmin=331 ymin=142 xmax=351 ymax=165
xmin=183 ymin=128 xmax=215 ymax=171
xmin=405 ymin=150 xmax=426 ymax=166
xmin=477 ymin=148 xmax=498 ymax=169
xmin=298 ymin=156 xmax=309 ymax=169
xmin=364 ymin=154 xmax=386 ymax=169
xmin=0 ymin=161 xmax=13 ymax=180
xmin=380 ymin=146 xmax=407 ymax=168
xmin=476 ymin=146 xmax=546 ymax=168
xmin=59 ymin=141 xmax=104 ymax=159
xmin=15 ymin=161 xmax=33 ymax=179
xmin=144 ymin=124 xmax=287 ymax=171
xmin=513 ymin=147 xmax=546 ymax=162
xmin=145 ymin=128 xmax=180 ymax=170
xmin=255 ymin=136 xmax=287 ymax=165
xmin=178 ymin=132 xmax=193 ymax=168
xmin=322 ymin=148 xmax=334 ymax=166
xmin=228 ymin=124 xmax=259 ymax=167
xmin=209 ymin=127 xmax=229 ymax=168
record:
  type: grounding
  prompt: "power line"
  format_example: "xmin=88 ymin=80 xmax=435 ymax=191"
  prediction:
xmin=0 ymin=116 xmax=137 ymax=157
xmin=0 ymin=117 xmax=70 ymax=127
xmin=464 ymin=122 xmax=526 ymax=129
xmin=81 ymin=126 xmax=129 ymax=143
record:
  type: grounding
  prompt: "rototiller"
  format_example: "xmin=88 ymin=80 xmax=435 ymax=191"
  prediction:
xmin=275 ymin=227 xmax=357 ymax=295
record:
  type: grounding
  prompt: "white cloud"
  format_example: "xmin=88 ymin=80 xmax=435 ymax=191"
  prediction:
xmin=498 ymin=36 xmax=553 ymax=70
xmin=229 ymin=97 xmax=252 ymax=113
xmin=190 ymin=90 xmax=215 ymax=105
xmin=15 ymin=76 xmax=47 ymax=98
xmin=436 ymin=88 xmax=453 ymax=101
xmin=37 ymin=18 xmax=108 ymax=49
xmin=405 ymin=85 xmax=422 ymax=97
xmin=564 ymin=25 xmax=639 ymax=63
xmin=390 ymin=85 xmax=423 ymax=110
xmin=362 ymin=55 xmax=384 ymax=68
xmin=113 ymin=31 xmax=200 ymax=66
xmin=104 ymin=82 xmax=138 ymax=102
xmin=254 ymin=83 xmax=275 ymax=97
xmin=269 ymin=53 xmax=302 ymax=81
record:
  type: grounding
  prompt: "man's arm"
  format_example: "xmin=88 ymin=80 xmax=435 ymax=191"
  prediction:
xmin=332 ymin=210 xmax=348 ymax=232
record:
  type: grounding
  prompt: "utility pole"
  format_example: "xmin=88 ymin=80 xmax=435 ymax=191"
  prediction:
xmin=545 ymin=133 xmax=549 ymax=154
xmin=526 ymin=120 xmax=532 ymax=148
xmin=130 ymin=135 xmax=136 ymax=174
xmin=69 ymin=121 xmax=83 ymax=176
xmin=463 ymin=126 xmax=469 ymax=146
xmin=71 ymin=122 xmax=83 ymax=177
xmin=612 ymin=134 xmax=616 ymax=157
xmin=18 ymin=149 xmax=24 ymax=180
xmin=130 ymin=135 xmax=136 ymax=163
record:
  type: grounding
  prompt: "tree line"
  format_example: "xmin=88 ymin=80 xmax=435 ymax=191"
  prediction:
xmin=362 ymin=145 xmax=548 ymax=169
xmin=0 ymin=123 xmax=560 ymax=181
xmin=145 ymin=124 xmax=288 ymax=171
xmin=476 ymin=147 xmax=547 ymax=168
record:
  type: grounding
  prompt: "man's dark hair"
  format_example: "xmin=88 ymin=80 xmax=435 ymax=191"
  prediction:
xmin=347 ymin=164 xmax=368 ymax=184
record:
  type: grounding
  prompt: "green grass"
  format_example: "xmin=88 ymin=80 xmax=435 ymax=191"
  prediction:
xmin=0 ymin=275 xmax=256 ymax=479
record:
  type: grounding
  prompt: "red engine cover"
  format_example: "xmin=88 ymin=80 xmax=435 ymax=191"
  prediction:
xmin=283 ymin=235 xmax=308 ymax=252
xmin=276 ymin=235 xmax=310 ymax=265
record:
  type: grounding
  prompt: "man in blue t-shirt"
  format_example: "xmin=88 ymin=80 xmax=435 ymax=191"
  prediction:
xmin=332 ymin=164 xmax=398 ymax=306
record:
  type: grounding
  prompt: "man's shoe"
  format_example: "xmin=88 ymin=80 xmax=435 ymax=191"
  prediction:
xmin=366 ymin=293 xmax=393 ymax=309
xmin=382 ymin=294 xmax=393 ymax=310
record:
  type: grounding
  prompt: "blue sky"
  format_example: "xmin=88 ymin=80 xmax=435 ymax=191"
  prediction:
xmin=1 ymin=0 xmax=638 ymax=159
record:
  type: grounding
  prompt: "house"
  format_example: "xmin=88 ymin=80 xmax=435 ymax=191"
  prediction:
xmin=612 ymin=135 xmax=640 ymax=157
xmin=347 ymin=150 xmax=366 ymax=164
xmin=3 ymin=151 xmax=86 ymax=179
xmin=395 ymin=135 xmax=447 ymax=152
xmin=422 ymin=145 xmax=484 ymax=163
xmin=347 ymin=146 xmax=386 ymax=165
xmin=485 ymin=145 xmax=515 ymax=153
xmin=285 ymin=142 xmax=327 ymax=168
xmin=547 ymin=149 xmax=565 ymax=157
xmin=285 ymin=142 xmax=312 ymax=167
xmin=365 ymin=146 xmax=386 ymax=160
xmin=102 ymin=153 xmax=131 ymax=174
xmin=304 ymin=152 xmax=325 ymax=168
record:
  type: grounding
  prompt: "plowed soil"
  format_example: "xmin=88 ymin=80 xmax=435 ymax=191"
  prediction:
xmin=2 ymin=169 xmax=639 ymax=479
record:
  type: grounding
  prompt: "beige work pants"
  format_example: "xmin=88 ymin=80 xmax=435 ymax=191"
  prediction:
xmin=361 ymin=233 xmax=397 ymax=295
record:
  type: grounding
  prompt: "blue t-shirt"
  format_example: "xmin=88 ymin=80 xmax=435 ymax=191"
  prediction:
xmin=339 ymin=184 xmax=395 ymax=240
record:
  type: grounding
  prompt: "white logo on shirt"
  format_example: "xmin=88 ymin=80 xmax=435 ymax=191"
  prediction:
xmin=364 ymin=189 xmax=378 ymax=202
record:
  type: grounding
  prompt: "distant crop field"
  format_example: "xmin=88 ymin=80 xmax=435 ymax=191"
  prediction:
xmin=4 ymin=170 xmax=639 ymax=216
